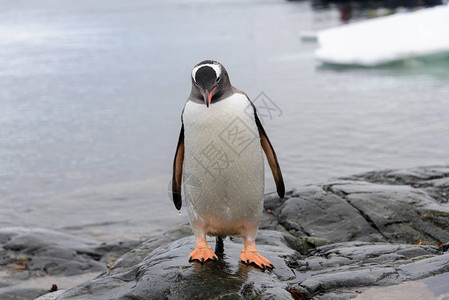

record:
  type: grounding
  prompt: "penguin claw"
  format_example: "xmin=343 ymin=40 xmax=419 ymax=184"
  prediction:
xmin=240 ymin=249 xmax=273 ymax=271
xmin=188 ymin=247 xmax=218 ymax=264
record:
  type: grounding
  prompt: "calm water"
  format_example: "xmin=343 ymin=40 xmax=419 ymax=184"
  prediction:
xmin=1 ymin=0 xmax=448 ymax=241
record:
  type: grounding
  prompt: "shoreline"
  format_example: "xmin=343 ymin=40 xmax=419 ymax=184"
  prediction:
xmin=1 ymin=165 xmax=448 ymax=299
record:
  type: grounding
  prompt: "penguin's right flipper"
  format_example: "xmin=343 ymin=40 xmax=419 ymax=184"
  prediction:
xmin=243 ymin=93 xmax=285 ymax=199
xmin=255 ymin=114 xmax=285 ymax=199
xmin=172 ymin=124 xmax=184 ymax=210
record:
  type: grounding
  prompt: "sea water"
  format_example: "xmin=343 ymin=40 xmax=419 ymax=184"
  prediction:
xmin=0 ymin=0 xmax=448 ymax=241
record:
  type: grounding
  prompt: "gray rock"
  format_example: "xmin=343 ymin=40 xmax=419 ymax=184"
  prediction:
xmin=56 ymin=230 xmax=296 ymax=300
xmin=110 ymin=223 xmax=192 ymax=272
xmin=0 ymin=288 xmax=50 ymax=300
xmin=264 ymin=165 xmax=449 ymax=246
xmin=53 ymin=236 xmax=449 ymax=300
xmin=0 ymin=228 xmax=140 ymax=300
xmin=278 ymin=191 xmax=384 ymax=243
xmin=34 ymin=290 xmax=66 ymax=300
xmin=287 ymin=242 xmax=448 ymax=299
xmin=4 ymin=165 xmax=449 ymax=299
xmin=398 ymin=253 xmax=449 ymax=280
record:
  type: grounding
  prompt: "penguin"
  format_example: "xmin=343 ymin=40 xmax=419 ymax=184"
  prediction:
xmin=172 ymin=60 xmax=284 ymax=270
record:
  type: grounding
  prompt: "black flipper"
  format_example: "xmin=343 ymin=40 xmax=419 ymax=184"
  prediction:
xmin=172 ymin=124 xmax=184 ymax=210
xmin=254 ymin=112 xmax=285 ymax=199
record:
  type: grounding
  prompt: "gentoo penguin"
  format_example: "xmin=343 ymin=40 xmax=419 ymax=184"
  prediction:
xmin=172 ymin=60 xmax=284 ymax=269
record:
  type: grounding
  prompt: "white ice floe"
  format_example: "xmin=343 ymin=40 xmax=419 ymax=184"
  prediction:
xmin=315 ymin=5 xmax=449 ymax=66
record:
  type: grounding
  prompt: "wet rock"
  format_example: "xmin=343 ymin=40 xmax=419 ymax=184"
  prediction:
xmin=56 ymin=230 xmax=296 ymax=300
xmin=345 ymin=165 xmax=449 ymax=207
xmin=12 ymin=166 xmax=449 ymax=299
xmin=346 ymin=166 xmax=449 ymax=186
xmin=0 ymin=228 xmax=140 ymax=300
xmin=263 ymin=166 xmax=449 ymax=246
xmin=356 ymin=273 xmax=449 ymax=300
xmin=34 ymin=290 xmax=66 ymax=300
xmin=110 ymin=223 xmax=192 ymax=271
xmin=0 ymin=288 xmax=50 ymax=300
xmin=287 ymin=242 xmax=449 ymax=299
xmin=51 ymin=236 xmax=449 ymax=300
xmin=278 ymin=187 xmax=385 ymax=243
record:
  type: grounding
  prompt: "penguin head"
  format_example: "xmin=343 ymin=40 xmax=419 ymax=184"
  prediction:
xmin=190 ymin=60 xmax=231 ymax=107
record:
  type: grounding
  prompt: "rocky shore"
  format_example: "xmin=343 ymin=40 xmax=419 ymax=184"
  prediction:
xmin=2 ymin=166 xmax=449 ymax=299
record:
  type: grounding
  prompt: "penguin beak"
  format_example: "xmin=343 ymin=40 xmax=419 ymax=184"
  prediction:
xmin=200 ymin=87 xmax=216 ymax=108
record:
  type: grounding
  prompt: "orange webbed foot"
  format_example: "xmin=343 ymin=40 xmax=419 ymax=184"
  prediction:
xmin=240 ymin=239 xmax=273 ymax=270
xmin=240 ymin=248 xmax=273 ymax=270
xmin=189 ymin=237 xmax=217 ymax=264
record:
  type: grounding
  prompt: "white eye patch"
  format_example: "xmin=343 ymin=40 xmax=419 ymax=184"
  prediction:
xmin=192 ymin=63 xmax=221 ymax=82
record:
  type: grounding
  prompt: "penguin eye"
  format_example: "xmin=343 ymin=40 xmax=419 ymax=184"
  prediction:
xmin=216 ymin=76 xmax=221 ymax=83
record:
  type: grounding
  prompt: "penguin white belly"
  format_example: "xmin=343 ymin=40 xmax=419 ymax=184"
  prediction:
xmin=183 ymin=93 xmax=264 ymax=237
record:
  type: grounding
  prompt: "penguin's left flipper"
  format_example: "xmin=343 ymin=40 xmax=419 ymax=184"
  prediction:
xmin=172 ymin=124 xmax=184 ymax=210
xmin=254 ymin=113 xmax=285 ymax=199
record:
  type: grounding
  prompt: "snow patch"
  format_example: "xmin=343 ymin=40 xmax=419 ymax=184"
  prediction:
xmin=315 ymin=5 xmax=449 ymax=66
